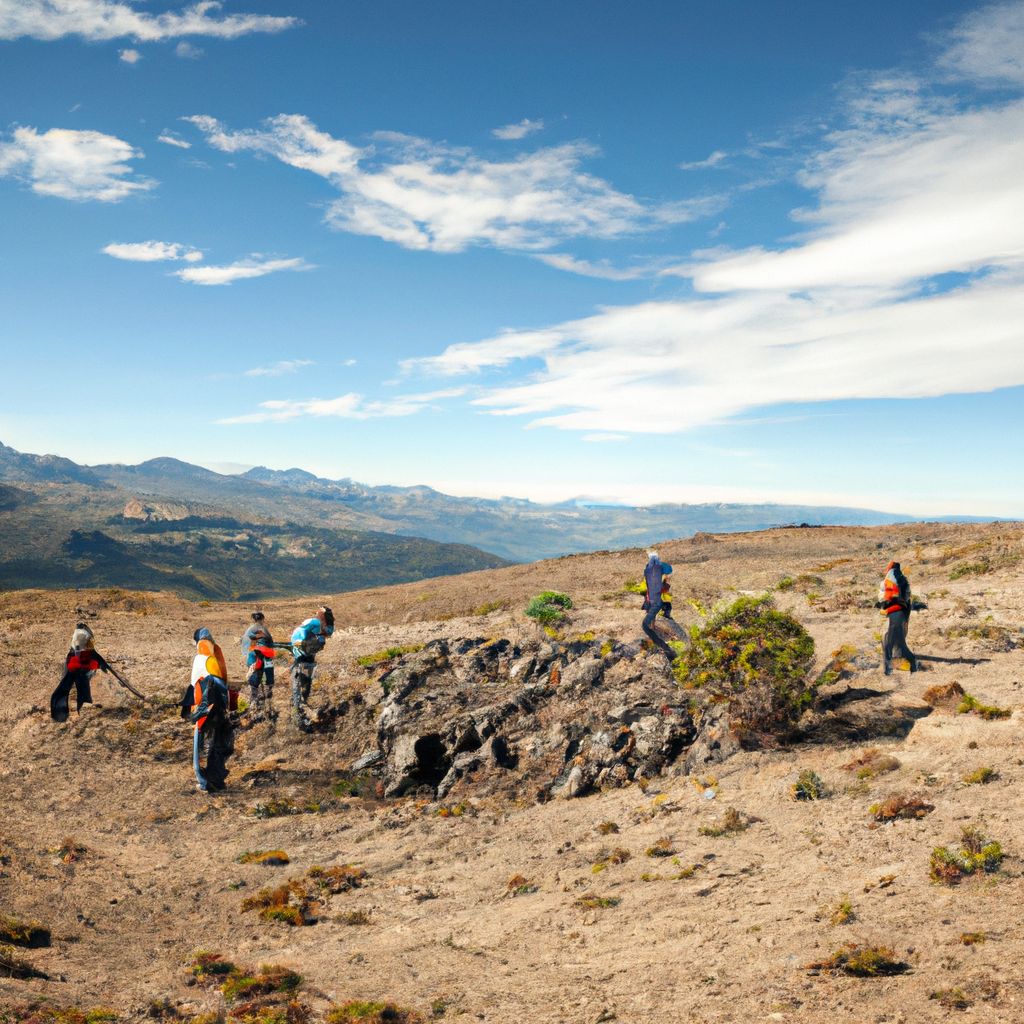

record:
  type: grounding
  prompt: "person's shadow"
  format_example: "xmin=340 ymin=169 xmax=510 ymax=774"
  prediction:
xmin=916 ymin=654 xmax=991 ymax=667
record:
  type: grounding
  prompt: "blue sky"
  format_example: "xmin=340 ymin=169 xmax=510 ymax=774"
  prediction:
xmin=1 ymin=0 xmax=1022 ymax=516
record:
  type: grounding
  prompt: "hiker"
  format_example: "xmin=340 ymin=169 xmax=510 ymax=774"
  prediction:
xmin=641 ymin=551 xmax=678 ymax=654
xmin=288 ymin=607 xmax=334 ymax=732
xmin=240 ymin=611 xmax=276 ymax=720
xmin=50 ymin=622 xmax=112 ymax=722
xmin=877 ymin=561 xmax=918 ymax=675
xmin=185 ymin=628 xmax=234 ymax=792
xmin=660 ymin=577 xmax=674 ymax=620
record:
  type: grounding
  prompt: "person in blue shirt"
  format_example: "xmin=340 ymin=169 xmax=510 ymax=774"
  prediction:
xmin=288 ymin=606 xmax=334 ymax=732
xmin=641 ymin=551 xmax=678 ymax=657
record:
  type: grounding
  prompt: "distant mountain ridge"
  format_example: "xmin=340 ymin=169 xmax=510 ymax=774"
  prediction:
xmin=2 ymin=440 xmax=1004 ymax=573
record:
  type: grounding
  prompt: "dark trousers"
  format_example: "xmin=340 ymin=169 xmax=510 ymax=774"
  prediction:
xmin=193 ymin=714 xmax=234 ymax=791
xmin=883 ymin=610 xmax=916 ymax=672
xmin=291 ymin=659 xmax=315 ymax=730
xmin=50 ymin=670 xmax=94 ymax=721
xmin=642 ymin=600 xmax=676 ymax=656
xmin=248 ymin=666 xmax=275 ymax=703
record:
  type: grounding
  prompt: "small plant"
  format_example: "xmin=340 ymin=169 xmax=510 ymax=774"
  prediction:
xmin=340 ymin=910 xmax=371 ymax=926
xmin=506 ymin=874 xmax=538 ymax=896
xmin=842 ymin=748 xmax=900 ymax=779
xmin=592 ymin=848 xmax=631 ymax=872
xmin=830 ymin=899 xmax=855 ymax=926
xmin=808 ymin=943 xmax=909 ymax=977
xmin=923 ymin=681 xmax=966 ymax=709
xmin=930 ymin=988 xmax=971 ymax=1010
xmin=930 ymin=825 xmax=1004 ymax=885
xmin=306 ymin=864 xmax=368 ymax=893
xmin=698 ymin=807 xmax=758 ymax=837
xmin=791 ymin=769 xmax=827 ymax=801
xmin=525 ymin=591 xmax=573 ymax=626
xmin=237 ymin=850 xmax=290 ymax=866
xmin=326 ymin=1002 xmax=423 ymax=1024
xmin=57 ymin=837 xmax=86 ymax=864
xmin=356 ymin=644 xmax=424 ymax=668
xmin=240 ymin=881 xmax=315 ymax=926
xmin=870 ymin=794 xmax=934 ymax=822
xmin=962 ymin=766 xmax=997 ymax=785
xmin=596 ymin=821 xmax=619 ymax=835
xmin=623 ymin=578 xmax=647 ymax=594
xmin=776 ymin=576 xmax=795 ymax=591
xmin=957 ymin=693 xmax=1011 ymax=720
xmin=221 ymin=964 xmax=302 ymax=1003
xmin=472 ymin=600 xmax=506 ymax=616
xmin=645 ymin=837 xmax=675 ymax=858
xmin=190 ymin=950 xmax=237 ymax=981
xmin=950 ymin=561 xmax=990 ymax=580
xmin=435 ymin=803 xmax=468 ymax=818
xmin=959 ymin=931 xmax=987 ymax=945
xmin=575 ymin=895 xmax=620 ymax=910
xmin=0 ymin=914 xmax=50 ymax=948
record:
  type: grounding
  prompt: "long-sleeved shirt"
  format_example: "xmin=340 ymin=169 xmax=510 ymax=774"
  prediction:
xmin=240 ymin=623 xmax=274 ymax=655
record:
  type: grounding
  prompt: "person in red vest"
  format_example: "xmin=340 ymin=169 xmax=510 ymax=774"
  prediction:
xmin=50 ymin=622 xmax=112 ymax=722
xmin=877 ymin=561 xmax=918 ymax=675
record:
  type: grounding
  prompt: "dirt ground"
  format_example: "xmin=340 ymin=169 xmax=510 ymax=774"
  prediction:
xmin=1 ymin=522 xmax=1023 ymax=1022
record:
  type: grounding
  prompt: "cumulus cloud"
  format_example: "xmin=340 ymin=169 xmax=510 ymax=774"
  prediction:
xmin=219 ymin=388 xmax=465 ymax=425
xmin=403 ymin=6 xmax=1024 ymax=436
xmin=175 ymin=255 xmax=309 ymax=285
xmin=103 ymin=239 xmax=202 ymax=261
xmin=0 ymin=0 xmax=299 ymax=41
xmin=492 ymin=118 xmax=544 ymax=141
xmin=157 ymin=132 xmax=190 ymax=149
xmin=118 ymin=46 xmax=140 ymax=62
xmin=244 ymin=359 xmax=313 ymax=377
xmin=0 ymin=126 xmax=154 ymax=201
xmin=186 ymin=113 xmax=708 ymax=254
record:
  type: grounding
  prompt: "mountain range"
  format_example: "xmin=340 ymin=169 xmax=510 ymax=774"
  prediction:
xmin=0 ymin=440 xmax=1001 ymax=598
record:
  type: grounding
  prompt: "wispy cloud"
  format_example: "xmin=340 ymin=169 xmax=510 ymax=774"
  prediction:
xmin=186 ymin=113 xmax=710 ymax=254
xmin=405 ymin=5 xmax=1024 ymax=436
xmin=175 ymin=255 xmax=310 ymax=286
xmin=533 ymin=253 xmax=659 ymax=281
xmin=118 ymin=46 xmax=140 ymax=63
xmin=157 ymin=132 xmax=191 ymax=149
xmin=0 ymin=126 xmax=154 ymax=201
xmin=492 ymin=118 xmax=544 ymax=141
xmin=939 ymin=0 xmax=1024 ymax=84
xmin=175 ymin=40 xmax=203 ymax=59
xmin=103 ymin=239 xmax=202 ymax=262
xmin=219 ymin=388 xmax=465 ymax=424
xmin=679 ymin=149 xmax=728 ymax=171
xmin=0 ymin=0 xmax=299 ymax=41
xmin=244 ymin=359 xmax=314 ymax=377
xmin=582 ymin=433 xmax=629 ymax=443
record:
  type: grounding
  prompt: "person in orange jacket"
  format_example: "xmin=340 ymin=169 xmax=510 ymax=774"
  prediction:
xmin=184 ymin=627 xmax=234 ymax=792
xmin=877 ymin=561 xmax=918 ymax=675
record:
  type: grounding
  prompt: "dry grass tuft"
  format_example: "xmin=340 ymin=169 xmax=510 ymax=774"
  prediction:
xmin=807 ymin=943 xmax=909 ymax=977
xmin=698 ymin=806 xmax=760 ymax=837
xmin=869 ymin=793 xmax=934 ymax=822
xmin=842 ymin=748 xmax=900 ymax=779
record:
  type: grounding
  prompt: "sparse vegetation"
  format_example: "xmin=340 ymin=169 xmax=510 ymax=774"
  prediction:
xmin=237 ymin=850 xmax=290 ymax=866
xmin=949 ymin=561 xmax=990 ymax=580
xmin=672 ymin=595 xmax=815 ymax=740
xmin=957 ymin=693 xmax=1011 ymax=720
xmin=326 ymin=1002 xmax=423 ymax=1024
xmin=645 ymin=837 xmax=675 ymax=858
xmin=57 ymin=837 xmax=86 ymax=864
xmin=356 ymin=644 xmax=424 ymax=668
xmin=842 ymin=748 xmax=900 ymax=779
xmin=506 ymin=874 xmax=538 ymax=896
xmin=592 ymin=848 xmax=631 ymax=872
xmin=596 ymin=821 xmax=620 ymax=835
xmin=524 ymin=591 xmax=573 ymax=626
xmin=830 ymin=899 xmax=855 ymax=926
xmin=698 ymin=807 xmax=758 ymax=837
xmin=306 ymin=864 xmax=368 ymax=894
xmin=959 ymin=931 xmax=987 ymax=946
xmin=808 ymin=943 xmax=909 ymax=977
xmin=0 ymin=914 xmax=50 ymax=948
xmin=962 ymin=766 xmax=997 ymax=785
xmin=0 ymin=944 xmax=48 ymax=980
xmin=930 ymin=988 xmax=971 ymax=1010
xmin=791 ymin=769 xmax=827 ymax=801
xmin=870 ymin=793 xmax=934 ymax=821
xmin=930 ymin=825 xmax=1004 ymax=885
xmin=575 ymin=895 xmax=620 ymax=910
xmin=240 ymin=881 xmax=315 ymax=927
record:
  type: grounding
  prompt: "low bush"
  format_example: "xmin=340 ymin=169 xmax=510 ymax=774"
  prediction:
xmin=930 ymin=825 xmax=1004 ymax=885
xmin=808 ymin=943 xmax=909 ymax=977
xmin=524 ymin=591 xmax=573 ymax=626
xmin=672 ymin=595 xmax=815 ymax=741
xmin=356 ymin=644 xmax=423 ymax=668
xmin=326 ymin=1003 xmax=423 ymax=1024
xmin=698 ymin=807 xmax=759 ymax=837
xmin=791 ymin=769 xmax=827 ymax=801
xmin=237 ymin=850 xmax=290 ymax=866
xmin=962 ymin=766 xmax=997 ymax=785
xmin=870 ymin=794 xmax=934 ymax=821
xmin=842 ymin=748 xmax=901 ymax=779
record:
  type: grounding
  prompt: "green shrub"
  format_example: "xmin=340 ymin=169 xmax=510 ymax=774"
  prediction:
xmin=356 ymin=644 xmax=423 ymax=668
xmin=809 ymin=943 xmax=908 ymax=977
xmin=957 ymin=693 xmax=1011 ymax=720
xmin=525 ymin=591 xmax=573 ymax=625
xmin=672 ymin=595 xmax=815 ymax=738
xmin=792 ymin=769 xmax=827 ymax=801
xmin=930 ymin=825 xmax=1003 ymax=885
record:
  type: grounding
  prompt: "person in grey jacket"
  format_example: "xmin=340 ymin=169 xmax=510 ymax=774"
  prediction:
xmin=240 ymin=611 xmax=276 ymax=718
xmin=641 ymin=551 xmax=678 ymax=656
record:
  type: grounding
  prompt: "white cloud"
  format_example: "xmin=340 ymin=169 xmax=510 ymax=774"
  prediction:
xmin=404 ymin=7 xmax=1024 ymax=437
xmin=939 ymin=0 xmax=1024 ymax=84
xmin=0 ymin=126 xmax=154 ymax=201
xmin=187 ymin=113 xmax=707 ymax=254
xmin=157 ymin=132 xmax=191 ymax=149
xmin=118 ymin=46 xmax=140 ymax=63
xmin=175 ymin=255 xmax=309 ymax=286
xmin=582 ymin=433 xmax=629 ymax=443
xmin=175 ymin=39 xmax=202 ymax=58
xmin=533 ymin=253 xmax=657 ymax=281
xmin=244 ymin=359 xmax=314 ymax=377
xmin=679 ymin=149 xmax=728 ymax=171
xmin=219 ymin=388 xmax=465 ymax=425
xmin=103 ymin=239 xmax=202 ymax=261
xmin=0 ymin=0 xmax=299 ymax=41
xmin=492 ymin=118 xmax=544 ymax=141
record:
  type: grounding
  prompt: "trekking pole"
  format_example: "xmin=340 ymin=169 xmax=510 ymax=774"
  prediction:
xmin=105 ymin=662 xmax=149 ymax=702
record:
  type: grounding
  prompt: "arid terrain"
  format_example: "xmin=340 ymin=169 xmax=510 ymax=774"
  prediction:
xmin=1 ymin=521 xmax=1023 ymax=1023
